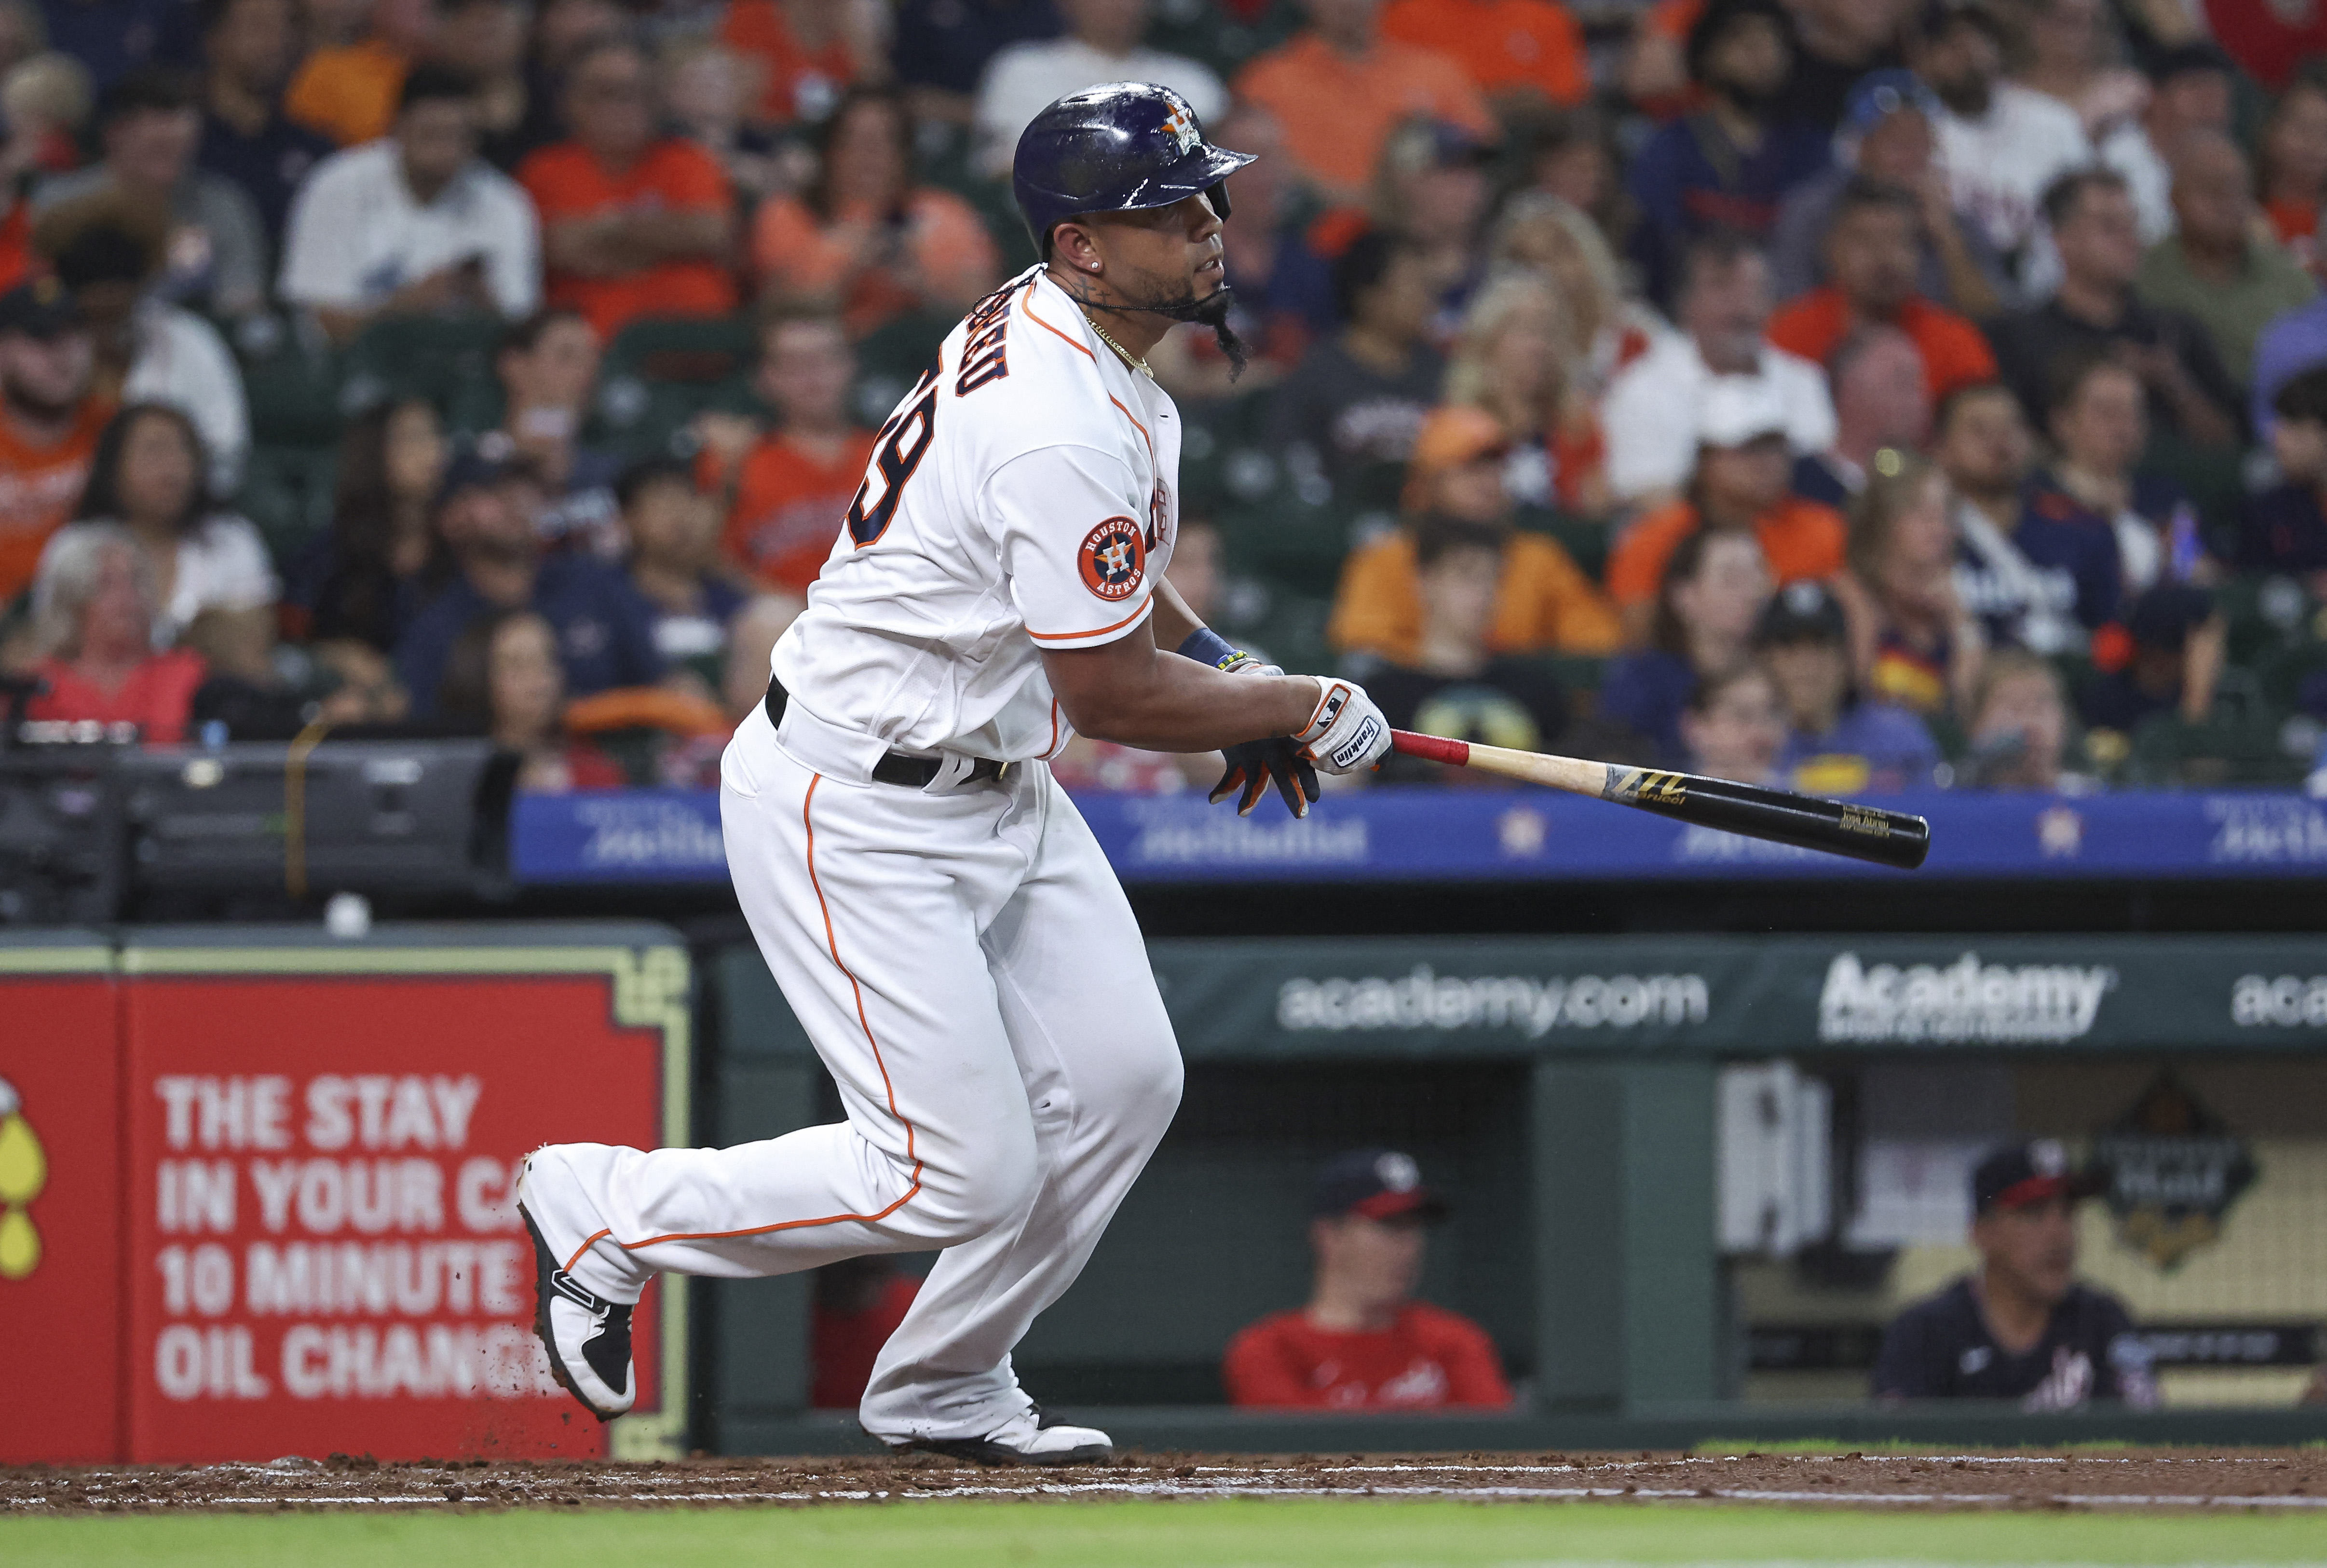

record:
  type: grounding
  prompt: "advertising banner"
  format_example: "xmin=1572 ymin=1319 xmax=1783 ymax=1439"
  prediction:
xmin=116 ymin=928 xmax=690 ymax=1463
xmin=0 ymin=935 xmax=122 ymax=1463
xmin=511 ymin=786 xmax=2327 ymax=886
xmin=1146 ymin=935 xmax=2327 ymax=1060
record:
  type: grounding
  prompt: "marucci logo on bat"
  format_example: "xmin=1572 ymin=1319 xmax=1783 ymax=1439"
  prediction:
xmin=1609 ymin=768 xmax=1687 ymax=804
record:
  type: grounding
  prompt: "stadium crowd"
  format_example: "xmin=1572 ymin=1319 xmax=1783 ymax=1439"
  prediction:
xmin=3 ymin=0 xmax=2327 ymax=795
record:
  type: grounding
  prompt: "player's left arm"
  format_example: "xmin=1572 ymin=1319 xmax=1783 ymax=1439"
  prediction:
xmin=1148 ymin=578 xmax=1323 ymax=819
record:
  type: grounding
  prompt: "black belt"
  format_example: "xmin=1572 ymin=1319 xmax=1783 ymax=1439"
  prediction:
xmin=765 ymin=675 xmax=1009 ymax=789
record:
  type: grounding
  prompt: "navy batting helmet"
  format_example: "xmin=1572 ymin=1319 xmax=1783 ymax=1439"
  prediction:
xmin=1012 ymin=82 xmax=1255 ymax=259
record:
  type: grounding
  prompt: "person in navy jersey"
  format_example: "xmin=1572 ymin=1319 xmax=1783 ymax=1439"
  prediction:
xmin=1626 ymin=0 xmax=1827 ymax=308
xmin=1874 ymin=1141 xmax=2157 ymax=1409
xmin=192 ymin=0 xmax=332 ymax=247
xmin=1937 ymin=382 xmax=2087 ymax=655
xmin=1758 ymin=579 xmax=1938 ymax=791
xmin=2243 ymin=366 xmax=2327 ymax=583
xmin=394 ymin=450 xmax=665 ymax=717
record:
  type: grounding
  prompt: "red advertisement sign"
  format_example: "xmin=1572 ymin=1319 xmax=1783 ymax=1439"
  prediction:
xmin=121 ymin=954 xmax=686 ymax=1464
xmin=0 ymin=951 xmax=123 ymax=1463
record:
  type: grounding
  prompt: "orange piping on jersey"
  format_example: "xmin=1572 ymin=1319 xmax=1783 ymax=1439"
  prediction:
xmin=1021 ymin=285 xmax=1095 ymax=361
xmin=616 ymin=773 xmax=923 ymax=1254
xmin=1021 ymin=281 xmax=1156 ymax=454
xmin=1046 ymin=696 xmax=1061 ymax=756
xmin=1110 ymin=395 xmax=1152 ymax=456
xmin=564 ymin=1228 xmax=612 ymax=1274
xmin=1027 ymin=596 xmax=1154 ymax=642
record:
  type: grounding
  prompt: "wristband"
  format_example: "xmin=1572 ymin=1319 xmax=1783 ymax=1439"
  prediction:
xmin=1175 ymin=627 xmax=1253 ymax=672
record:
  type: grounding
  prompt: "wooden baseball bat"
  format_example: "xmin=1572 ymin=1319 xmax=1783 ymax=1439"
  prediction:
xmin=1389 ymin=729 xmax=1931 ymax=871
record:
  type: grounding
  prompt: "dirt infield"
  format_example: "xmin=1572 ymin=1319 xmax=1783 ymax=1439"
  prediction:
xmin=6 ymin=1448 xmax=2327 ymax=1514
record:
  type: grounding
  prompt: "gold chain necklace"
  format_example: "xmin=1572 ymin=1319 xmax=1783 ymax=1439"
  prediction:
xmin=1083 ymin=311 xmax=1154 ymax=379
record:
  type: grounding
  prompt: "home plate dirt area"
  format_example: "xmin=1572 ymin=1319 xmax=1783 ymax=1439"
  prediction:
xmin=6 ymin=1448 xmax=2327 ymax=1513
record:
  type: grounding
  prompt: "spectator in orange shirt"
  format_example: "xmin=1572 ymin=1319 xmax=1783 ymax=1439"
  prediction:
xmin=284 ymin=0 xmax=433 ymax=146
xmin=1224 ymin=1149 xmax=1512 ymax=1411
xmin=1605 ymin=378 xmax=1847 ymax=641
xmin=518 ymin=37 xmax=739 ymax=340
xmin=1380 ymin=0 xmax=1588 ymax=111
xmin=719 ymin=0 xmax=883 ymax=128
xmin=1364 ymin=515 xmax=1575 ymax=780
xmin=0 ymin=278 xmax=109 ymax=604
xmin=1233 ymin=0 xmax=1494 ymax=203
xmin=1329 ymin=404 xmax=1619 ymax=664
xmin=705 ymin=305 xmax=875 ymax=593
xmin=752 ymin=87 xmax=998 ymax=337
xmin=1767 ymin=180 xmax=1998 ymax=405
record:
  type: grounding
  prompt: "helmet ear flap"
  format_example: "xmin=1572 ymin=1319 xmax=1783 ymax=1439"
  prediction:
xmin=1206 ymin=180 xmax=1233 ymax=222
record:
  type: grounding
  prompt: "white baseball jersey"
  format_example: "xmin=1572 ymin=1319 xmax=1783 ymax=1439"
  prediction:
xmin=770 ymin=264 xmax=1182 ymax=762
xmin=520 ymin=260 xmax=1193 ymax=1448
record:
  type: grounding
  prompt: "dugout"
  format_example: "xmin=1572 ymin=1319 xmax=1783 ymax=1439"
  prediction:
xmin=699 ymin=931 xmax=2327 ymax=1455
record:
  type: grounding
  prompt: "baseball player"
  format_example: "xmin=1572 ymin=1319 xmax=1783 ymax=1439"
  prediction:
xmin=515 ymin=82 xmax=1395 ymax=1466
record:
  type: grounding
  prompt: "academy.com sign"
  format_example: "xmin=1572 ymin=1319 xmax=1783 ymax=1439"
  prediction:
xmin=1819 ymin=952 xmax=2115 ymax=1043
xmin=1277 ymin=964 xmax=1710 ymax=1038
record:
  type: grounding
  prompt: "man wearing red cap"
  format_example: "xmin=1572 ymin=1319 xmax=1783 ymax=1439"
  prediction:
xmin=1872 ymin=1140 xmax=2156 ymax=1409
xmin=1223 ymin=1149 xmax=1512 ymax=1409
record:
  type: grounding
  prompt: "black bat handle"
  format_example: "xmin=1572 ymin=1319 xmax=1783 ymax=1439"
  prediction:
xmin=1603 ymin=766 xmax=1932 ymax=871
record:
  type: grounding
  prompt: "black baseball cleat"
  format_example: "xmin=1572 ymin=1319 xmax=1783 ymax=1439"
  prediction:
xmin=519 ymin=1202 xmax=635 ymax=1421
xmin=900 ymin=1406 xmax=1114 ymax=1467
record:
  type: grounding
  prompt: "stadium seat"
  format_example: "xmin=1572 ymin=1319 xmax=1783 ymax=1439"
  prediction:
xmin=2125 ymin=709 xmax=2311 ymax=787
xmin=1520 ymin=508 xmax=1612 ymax=584
xmin=340 ymin=313 xmax=502 ymax=429
xmin=234 ymin=444 xmax=339 ymax=566
xmin=851 ymin=308 xmax=956 ymax=425
xmin=590 ymin=314 xmax=763 ymax=462
xmin=228 ymin=312 xmax=344 ymax=451
xmin=1144 ymin=0 xmax=1303 ymax=82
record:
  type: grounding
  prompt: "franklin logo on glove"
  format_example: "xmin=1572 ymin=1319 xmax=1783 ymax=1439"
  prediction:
xmin=1295 ymin=680 xmax=1394 ymax=776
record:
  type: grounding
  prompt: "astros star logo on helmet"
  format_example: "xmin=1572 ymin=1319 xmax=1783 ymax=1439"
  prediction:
xmin=1161 ymin=102 xmax=1198 ymax=153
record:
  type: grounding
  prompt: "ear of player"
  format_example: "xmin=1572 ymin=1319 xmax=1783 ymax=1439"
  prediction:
xmin=1294 ymin=680 xmax=1394 ymax=775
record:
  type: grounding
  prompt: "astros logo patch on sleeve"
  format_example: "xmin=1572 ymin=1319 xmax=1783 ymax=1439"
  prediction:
xmin=1078 ymin=516 xmax=1146 ymax=601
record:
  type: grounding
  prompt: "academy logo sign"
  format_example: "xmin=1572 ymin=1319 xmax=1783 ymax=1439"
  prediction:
xmin=1277 ymin=964 xmax=1709 ymax=1038
xmin=1817 ymin=952 xmax=2115 ymax=1044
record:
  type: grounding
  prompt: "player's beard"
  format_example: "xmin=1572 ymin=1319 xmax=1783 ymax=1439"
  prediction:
xmin=1102 ymin=278 xmax=1251 ymax=382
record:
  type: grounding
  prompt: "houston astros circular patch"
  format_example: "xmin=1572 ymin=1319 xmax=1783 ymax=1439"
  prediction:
xmin=1078 ymin=515 xmax=1146 ymax=601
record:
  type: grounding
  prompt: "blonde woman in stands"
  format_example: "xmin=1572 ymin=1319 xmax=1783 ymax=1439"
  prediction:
xmin=1442 ymin=269 xmax=1612 ymax=519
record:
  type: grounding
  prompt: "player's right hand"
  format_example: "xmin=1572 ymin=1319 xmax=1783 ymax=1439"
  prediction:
xmin=1211 ymin=737 xmax=1319 ymax=818
xmin=1293 ymin=678 xmax=1392 ymax=776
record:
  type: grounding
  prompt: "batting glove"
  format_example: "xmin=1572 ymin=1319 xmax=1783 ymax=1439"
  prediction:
xmin=1294 ymin=678 xmax=1392 ymax=776
xmin=1204 ymin=651 xmax=1319 ymax=817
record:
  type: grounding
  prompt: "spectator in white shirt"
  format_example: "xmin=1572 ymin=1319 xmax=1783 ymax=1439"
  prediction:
xmin=36 ymin=401 xmax=277 ymax=652
xmin=279 ymin=62 xmax=540 ymax=344
xmin=1910 ymin=0 xmax=2089 ymax=287
xmin=972 ymin=0 xmax=1225 ymax=177
xmin=39 ymin=191 xmax=250 ymax=490
xmin=1601 ymin=231 xmax=1836 ymax=504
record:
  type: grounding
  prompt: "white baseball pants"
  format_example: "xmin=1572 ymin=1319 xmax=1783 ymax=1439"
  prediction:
xmin=525 ymin=700 xmax=1183 ymax=1442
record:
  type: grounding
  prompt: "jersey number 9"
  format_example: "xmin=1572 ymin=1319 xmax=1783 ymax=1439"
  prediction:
xmin=845 ymin=377 xmax=940 ymax=547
